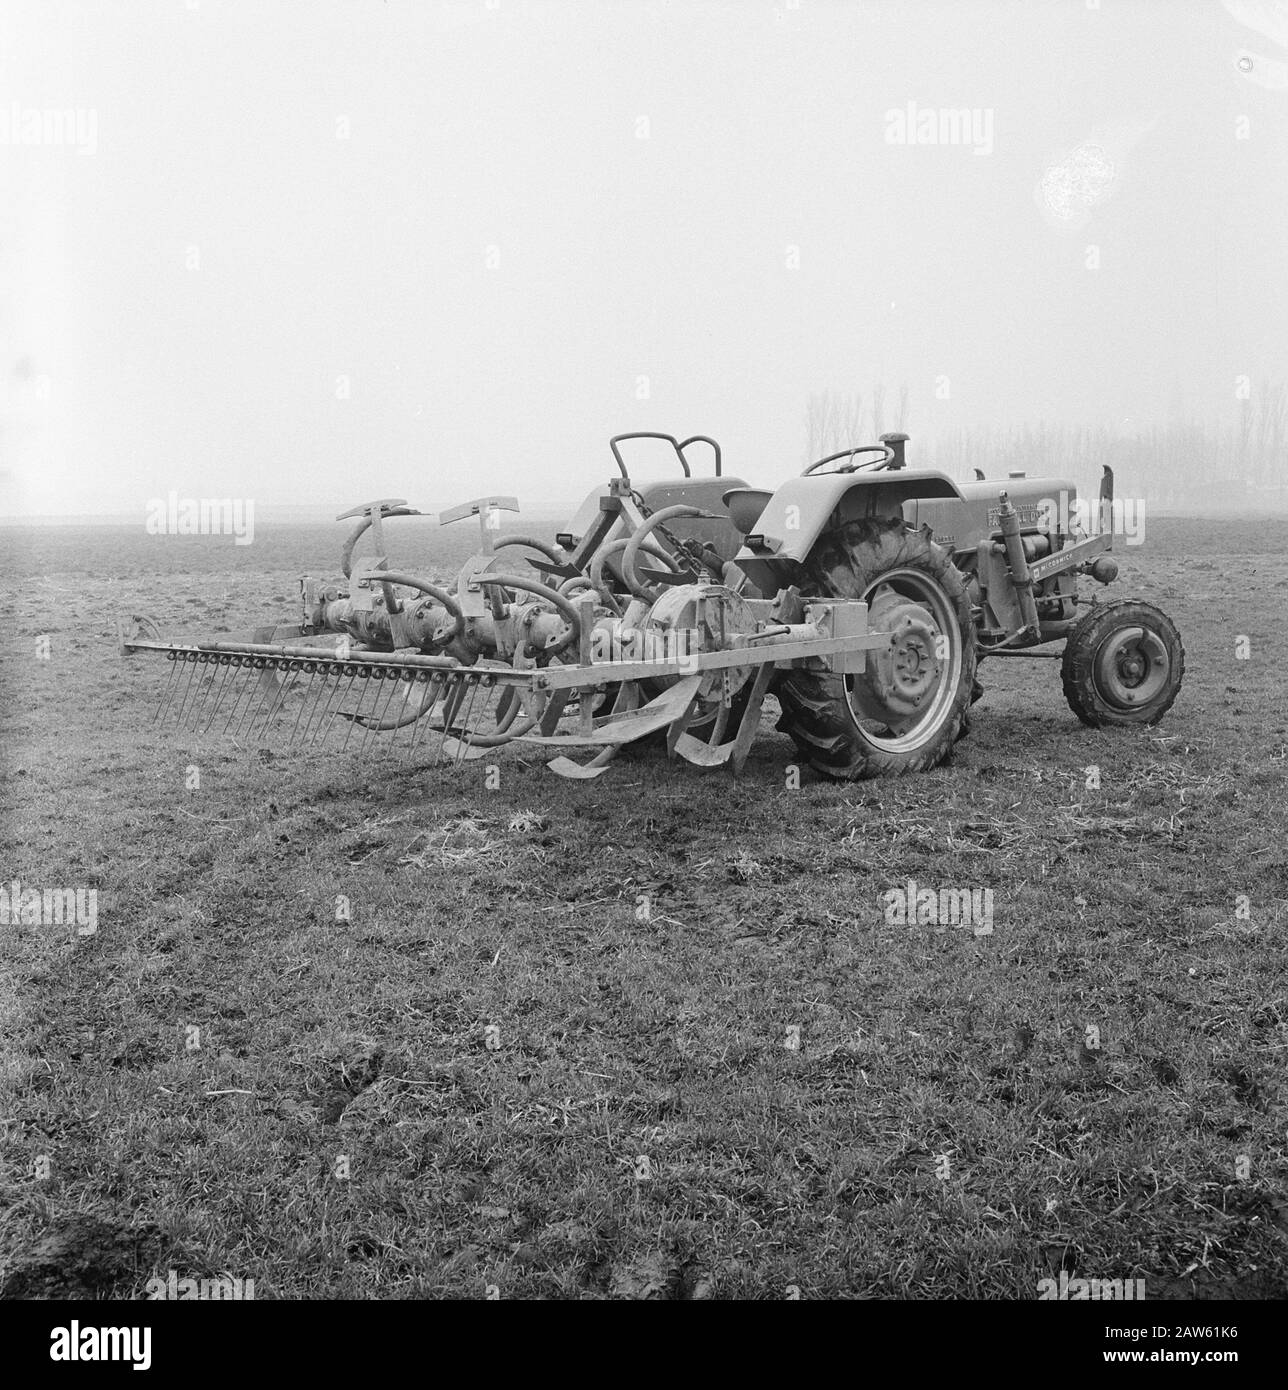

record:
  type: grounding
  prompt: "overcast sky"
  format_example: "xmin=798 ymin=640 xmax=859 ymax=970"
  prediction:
xmin=1 ymin=0 xmax=1284 ymax=517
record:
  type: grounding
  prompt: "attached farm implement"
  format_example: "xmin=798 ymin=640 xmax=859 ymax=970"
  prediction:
xmin=121 ymin=432 xmax=1184 ymax=779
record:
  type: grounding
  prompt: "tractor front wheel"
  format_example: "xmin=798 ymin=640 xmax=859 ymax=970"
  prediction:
xmin=775 ymin=517 xmax=976 ymax=779
xmin=1061 ymin=599 xmax=1184 ymax=726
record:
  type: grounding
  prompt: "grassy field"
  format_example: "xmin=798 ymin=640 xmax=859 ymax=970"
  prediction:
xmin=1 ymin=514 xmax=1286 ymax=1300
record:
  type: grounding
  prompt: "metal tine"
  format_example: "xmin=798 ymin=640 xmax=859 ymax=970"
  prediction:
xmin=170 ymin=655 xmax=201 ymax=727
xmin=186 ymin=656 xmax=216 ymax=730
xmin=303 ymin=669 xmax=337 ymax=744
xmin=373 ymin=669 xmax=405 ymax=745
xmin=439 ymin=672 xmax=470 ymax=737
xmin=248 ymin=664 xmax=276 ymax=750
xmin=297 ymin=662 xmax=333 ymax=747
xmin=369 ymin=670 xmax=405 ymax=751
xmin=302 ymin=664 xmax=342 ymax=746
xmin=425 ymin=673 xmax=455 ymax=752
xmin=382 ymin=673 xmax=409 ymax=757
xmin=315 ymin=664 xmax=354 ymax=746
xmin=247 ymin=659 xmax=289 ymax=745
xmin=197 ymin=657 xmax=235 ymax=735
xmin=443 ymin=677 xmax=475 ymax=761
xmin=407 ymin=672 xmax=439 ymax=753
xmin=190 ymin=653 xmax=225 ymax=733
xmin=412 ymin=673 xmax=440 ymax=751
xmin=188 ymin=656 xmax=223 ymax=731
xmin=186 ymin=656 xmax=218 ymax=729
xmin=153 ymin=655 xmax=182 ymax=725
xmin=407 ymin=674 xmax=444 ymax=759
xmin=233 ymin=660 xmax=267 ymax=743
xmin=445 ymin=675 xmax=482 ymax=763
xmin=276 ymin=663 xmax=303 ymax=748
xmin=267 ymin=661 xmax=299 ymax=747
xmin=251 ymin=660 xmax=286 ymax=746
xmin=339 ymin=669 xmax=374 ymax=754
xmin=284 ymin=662 xmax=322 ymax=749
xmin=268 ymin=660 xmax=304 ymax=746
xmin=399 ymin=673 xmax=430 ymax=757
xmin=480 ymin=681 xmax=504 ymax=751
xmin=383 ymin=673 xmax=414 ymax=757
xmin=213 ymin=664 xmax=247 ymax=745
xmin=354 ymin=672 xmax=380 ymax=753
xmin=462 ymin=681 xmax=498 ymax=762
xmin=465 ymin=678 xmax=498 ymax=760
xmin=339 ymin=669 xmax=373 ymax=753
xmin=356 ymin=672 xmax=385 ymax=753
xmin=231 ymin=661 xmax=272 ymax=741
xmin=165 ymin=654 xmax=191 ymax=726
xmin=294 ymin=663 xmax=327 ymax=746
xmin=305 ymin=665 xmax=343 ymax=748
xmin=380 ymin=667 xmax=411 ymax=756
xmin=359 ymin=668 xmax=391 ymax=748
xmin=435 ymin=676 xmax=467 ymax=761
xmin=202 ymin=659 xmax=232 ymax=730
xmin=154 ymin=656 xmax=180 ymax=728
xmin=376 ymin=674 xmax=400 ymax=757
xmin=272 ymin=661 xmax=300 ymax=750
xmin=323 ymin=667 xmax=362 ymax=748
xmin=220 ymin=661 xmax=257 ymax=739
xmin=181 ymin=654 xmax=211 ymax=727
xmin=403 ymin=677 xmax=429 ymax=758
xmin=219 ymin=662 xmax=250 ymax=740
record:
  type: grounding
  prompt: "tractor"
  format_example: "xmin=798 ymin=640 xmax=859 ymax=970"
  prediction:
xmin=121 ymin=430 xmax=1185 ymax=780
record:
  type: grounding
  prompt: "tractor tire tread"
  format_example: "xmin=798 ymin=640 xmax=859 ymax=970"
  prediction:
xmin=774 ymin=516 xmax=976 ymax=780
xmin=1061 ymin=597 xmax=1185 ymax=727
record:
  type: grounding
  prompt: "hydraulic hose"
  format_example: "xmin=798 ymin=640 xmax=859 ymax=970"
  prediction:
xmin=476 ymin=572 xmax=583 ymax=657
xmin=377 ymin=571 xmax=467 ymax=645
xmin=621 ymin=505 xmax=708 ymax=599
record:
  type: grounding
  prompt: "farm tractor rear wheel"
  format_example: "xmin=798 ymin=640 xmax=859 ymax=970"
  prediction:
xmin=1061 ymin=599 xmax=1184 ymax=726
xmin=775 ymin=517 xmax=976 ymax=779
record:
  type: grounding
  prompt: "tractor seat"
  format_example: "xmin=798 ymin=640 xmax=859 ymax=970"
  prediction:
xmin=722 ymin=487 xmax=773 ymax=535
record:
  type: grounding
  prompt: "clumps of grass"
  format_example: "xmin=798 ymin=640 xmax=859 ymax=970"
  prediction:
xmin=726 ymin=849 xmax=768 ymax=883
xmin=399 ymin=817 xmax=501 ymax=869
xmin=289 ymin=1032 xmax=388 ymax=1125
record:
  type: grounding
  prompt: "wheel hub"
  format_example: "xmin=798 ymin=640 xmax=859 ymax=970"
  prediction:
xmin=1094 ymin=626 xmax=1170 ymax=708
xmin=849 ymin=589 xmax=944 ymax=729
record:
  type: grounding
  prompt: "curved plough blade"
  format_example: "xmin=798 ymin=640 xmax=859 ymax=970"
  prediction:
xmin=517 ymin=674 xmax=702 ymax=749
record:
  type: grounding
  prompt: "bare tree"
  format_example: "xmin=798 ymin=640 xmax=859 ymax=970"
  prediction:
xmin=804 ymin=389 xmax=864 ymax=461
xmin=804 ymin=383 xmax=911 ymax=462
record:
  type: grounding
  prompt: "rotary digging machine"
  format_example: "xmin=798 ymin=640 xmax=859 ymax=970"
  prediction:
xmin=121 ymin=432 xmax=1184 ymax=780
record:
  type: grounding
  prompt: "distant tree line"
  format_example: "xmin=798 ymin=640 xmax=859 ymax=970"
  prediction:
xmin=804 ymin=381 xmax=1288 ymax=508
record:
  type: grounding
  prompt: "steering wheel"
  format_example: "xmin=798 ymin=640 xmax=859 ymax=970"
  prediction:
xmin=802 ymin=443 xmax=896 ymax=476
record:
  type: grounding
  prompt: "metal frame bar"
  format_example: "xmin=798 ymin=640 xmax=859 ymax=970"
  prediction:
xmin=531 ymin=630 xmax=888 ymax=691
